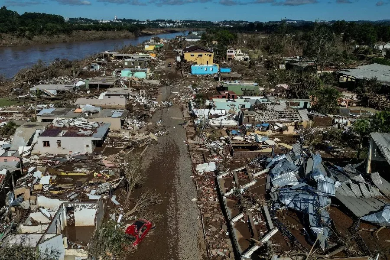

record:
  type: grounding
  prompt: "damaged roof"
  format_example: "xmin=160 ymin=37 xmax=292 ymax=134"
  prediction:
xmin=183 ymin=45 xmax=212 ymax=53
xmin=10 ymin=122 xmax=50 ymax=150
xmin=370 ymin=132 xmax=390 ymax=165
xmin=340 ymin=63 xmax=390 ymax=84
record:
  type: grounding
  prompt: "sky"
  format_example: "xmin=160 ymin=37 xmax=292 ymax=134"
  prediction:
xmin=1 ymin=0 xmax=389 ymax=22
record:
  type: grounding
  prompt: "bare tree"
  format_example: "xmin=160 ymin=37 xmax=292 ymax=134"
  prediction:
xmin=123 ymin=152 xmax=144 ymax=204
xmin=125 ymin=190 xmax=162 ymax=218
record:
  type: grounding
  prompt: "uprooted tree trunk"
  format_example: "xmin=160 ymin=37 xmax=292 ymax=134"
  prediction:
xmin=125 ymin=190 xmax=161 ymax=218
xmin=123 ymin=152 xmax=144 ymax=204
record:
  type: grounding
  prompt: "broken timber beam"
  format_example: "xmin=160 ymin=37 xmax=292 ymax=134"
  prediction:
xmin=262 ymin=204 xmax=274 ymax=230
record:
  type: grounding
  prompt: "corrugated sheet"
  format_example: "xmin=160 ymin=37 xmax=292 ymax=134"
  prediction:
xmin=361 ymin=205 xmax=390 ymax=226
xmin=37 ymin=108 xmax=56 ymax=116
xmin=371 ymin=132 xmax=390 ymax=165
xmin=371 ymin=172 xmax=390 ymax=197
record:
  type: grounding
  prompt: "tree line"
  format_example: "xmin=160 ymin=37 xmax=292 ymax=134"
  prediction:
xmin=0 ymin=7 xmax=145 ymax=38
xmin=232 ymin=20 xmax=390 ymax=45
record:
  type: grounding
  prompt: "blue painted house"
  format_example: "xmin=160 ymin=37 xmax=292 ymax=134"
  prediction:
xmin=191 ymin=65 xmax=219 ymax=75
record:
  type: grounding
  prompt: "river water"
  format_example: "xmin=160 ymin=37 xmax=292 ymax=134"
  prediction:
xmin=0 ymin=31 xmax=185 ymax=79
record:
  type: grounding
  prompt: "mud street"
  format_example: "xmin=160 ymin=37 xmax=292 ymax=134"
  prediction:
xmin=130 ymin=85 xmax=205 ymax=260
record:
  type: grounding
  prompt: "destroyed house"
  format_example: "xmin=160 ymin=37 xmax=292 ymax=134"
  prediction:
xmin=367 ymin=132 xmax=390 ymax=177
xmin=30 ymin=84 xmax=75 ymax=97
xmin=85 ymin=77 xmax=117 ymax=90
xmin=3 ymin=201 xmax=104 ymax=260
xmin=211 ymin=98 xmax=252 ymax=113
xmin=37 ymin=107 xmax=127 ymax=130
xmin=284 ymin=99 xmax=311 ymax=109
xmin=223 ymin=83 xmax=260 ymax=96
xmin=212 ymin=91 xmax=238 ymax=100
xmin=105 ymin=88 xmax=132 ymax=99
xmin=33 ymin=118 xmax=110 ymax=155
xmin=10 ymin=122 xmax=50 ymax=154
xmin=123 ymin=58 xmax=149 ymax=69
xmin=0 ymin=150 xmax=22 ymax=185
xmin=113 ymin=53 xmax=152 ymax=61
xmin=226 ymin=48 xmax=249 ymax=61
xmin=339 ymin=63 xmax=390 ymax=86
xmin=75 ymin=96 xmax=127 ymax=109
xmin=184 ymin=34 xmax=202 ymax=42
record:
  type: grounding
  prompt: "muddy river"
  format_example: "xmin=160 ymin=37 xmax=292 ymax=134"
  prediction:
xmin=0 ymin=31 xmax=185 ymax=79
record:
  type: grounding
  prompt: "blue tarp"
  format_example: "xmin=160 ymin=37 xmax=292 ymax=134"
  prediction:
xmin=231 ymin=130 xmax=240 ymax=135
xmin=220 ymin=67 xmax=231 ymax=73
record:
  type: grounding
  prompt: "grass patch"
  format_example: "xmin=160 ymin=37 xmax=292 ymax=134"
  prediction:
xmin=0 ymin=98 xmax=21 ymax=107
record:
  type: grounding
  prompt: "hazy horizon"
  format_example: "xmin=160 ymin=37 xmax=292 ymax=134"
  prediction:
xmin=1 ymin=0 xmax=389 ymax=22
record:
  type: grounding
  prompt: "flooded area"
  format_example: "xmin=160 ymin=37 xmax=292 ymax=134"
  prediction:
xmin=0 ymin=32 xmax=185 ymax=79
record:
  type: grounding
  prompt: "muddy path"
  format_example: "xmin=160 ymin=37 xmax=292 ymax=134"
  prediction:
xmin=130 ymin=85 xmax=206 ymax=260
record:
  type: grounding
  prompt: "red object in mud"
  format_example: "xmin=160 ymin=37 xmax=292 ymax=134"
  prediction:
xmin=125 ymin=219 xmax=153 ymax=247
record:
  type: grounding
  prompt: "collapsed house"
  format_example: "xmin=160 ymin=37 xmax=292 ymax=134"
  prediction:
xmin=30 ymin=84 xmax=76 ymax=97
xmin=75 ymin=96 xmax=127 ymax=109
xmin=37 ymin=107 xmax=127 ymax=131
xmin=215 ymin=143 xmax=390 ymax=259
xmin=2 ymin=201 xmax=104 ymax=260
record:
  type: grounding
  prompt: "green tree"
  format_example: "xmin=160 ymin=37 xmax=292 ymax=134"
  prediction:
xmin=353 ymin=118 xmax=371 ymax=157
xmin=0 ymin=121 xmax=17 ymax=136
xmin=311 ymin=86 xmax=341 ymax=114
xmin=0 ymin=243 xmax=60 ymax=260
xmin=88 ymin=220 xmax=129 ymax=259
xmin=371 ymin=111 xmax=390 ymax=133
xmin=194 ymin=93 xmax=207 ymax=108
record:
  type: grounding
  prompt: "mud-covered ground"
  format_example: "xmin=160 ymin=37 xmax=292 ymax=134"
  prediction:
xmin=130 ymin=85 xmax=206 ymax=260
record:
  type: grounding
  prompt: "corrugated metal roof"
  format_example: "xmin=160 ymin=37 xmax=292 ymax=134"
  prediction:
xmin=361 ymin=205 xmax=390 ymax=226
xmin=371 ymin=132 xmax=390 ymax=165
xmin=340 ymin=63 xmax=390 ymax=84
xmin=37 ymin=108 xmax=56 ymax=116
xmin=336 ymin=194 xmax=387 ymax=218
xmin=92 ymin=123 xmax=110 ymax=139
xmin=371 ymin=172 xmax=390 ymax=197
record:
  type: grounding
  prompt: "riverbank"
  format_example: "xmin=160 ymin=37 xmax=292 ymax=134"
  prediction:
xmin=0 ymin=28 xmax=186 ymax=47
xmin=0 ymin=31 xmax=135 ymax=47
xmin=0 ymin=31 xmax=185 ymax=79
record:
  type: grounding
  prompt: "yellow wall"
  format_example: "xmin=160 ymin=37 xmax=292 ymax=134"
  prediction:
xmin=184 ymin=52 xmax=214 ymax=65
xmin=145 ymin=45 xmax=155 ymax=51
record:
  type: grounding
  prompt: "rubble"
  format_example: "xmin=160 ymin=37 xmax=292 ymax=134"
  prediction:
xmin=1 ymin=33 xmax=390 ymax=260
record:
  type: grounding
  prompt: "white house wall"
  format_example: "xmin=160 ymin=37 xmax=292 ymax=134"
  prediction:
xmin=37 ymin=196 xmax=66 ymax=211
xmin=19 ymin=224 xmax=49 ymax=233
xmin=34 ymin=137 xmax=94 ymax=155
xmin=46 ymin=205 xmax=66 ymax=234
xmin=73 ymin=204 xmax=98 ymax=226
xmin=29 ymin=212 xmax=51 ymax=224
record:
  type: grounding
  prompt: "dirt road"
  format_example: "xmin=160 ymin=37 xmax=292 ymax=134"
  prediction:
xmin=130 ymin=85 xmax=205 ymax=260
